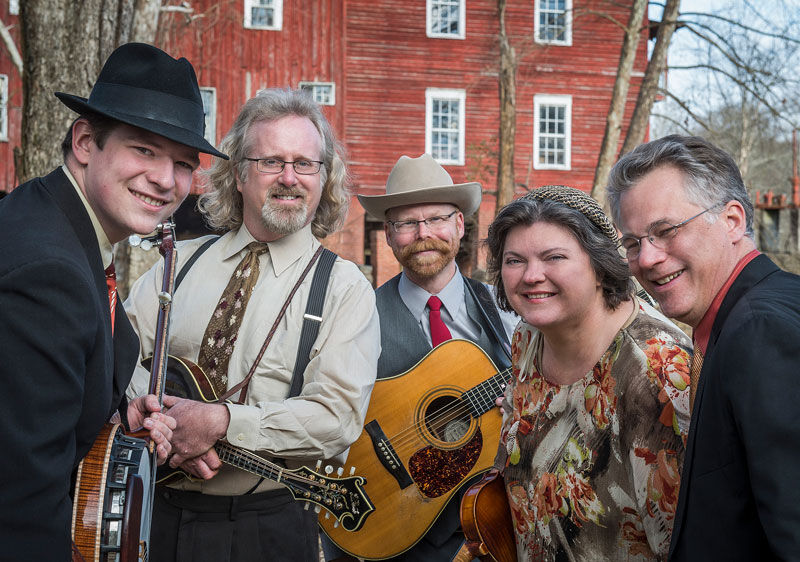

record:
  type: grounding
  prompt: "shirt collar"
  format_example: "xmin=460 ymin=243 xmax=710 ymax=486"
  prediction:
xmin=693 ymin=248 xmax=760 ymax=353
xmin=221 ymin=223 xmax=318 ymax=276
xmin=398 ymin=267 xmax=465 ymax=321
xmin=62 ymin=165 xmax=113 ymax=269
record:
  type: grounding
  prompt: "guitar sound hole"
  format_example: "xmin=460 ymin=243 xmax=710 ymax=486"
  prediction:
xmin=424 ymin=396 xmax=471 ymax=443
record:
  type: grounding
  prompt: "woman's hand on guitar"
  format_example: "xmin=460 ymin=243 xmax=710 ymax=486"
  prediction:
xmin=127 ymin=394 xmax=177 ymax=465
xmin=162 ymin=395 xmax=230 ymax=468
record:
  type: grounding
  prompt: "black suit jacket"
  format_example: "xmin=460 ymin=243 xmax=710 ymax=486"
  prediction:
xmin=0 ymin=168 xmax=138 ymax=561
xmin=669 ymin=254 xmax=800 ymax=561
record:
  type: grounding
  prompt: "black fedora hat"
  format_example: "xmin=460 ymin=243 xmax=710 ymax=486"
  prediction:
xmin=56 ymin=42 xmax=228 ymax=159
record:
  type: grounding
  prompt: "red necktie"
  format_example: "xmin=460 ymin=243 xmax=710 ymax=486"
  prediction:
xmin=106 ymin=263 xmax=117 ymax=335
xmin=427 ymin=295 xmax=452 ymax=348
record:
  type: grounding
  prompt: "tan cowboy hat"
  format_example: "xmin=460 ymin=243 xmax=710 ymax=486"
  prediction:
xmin=357 ymin=153 xmax=482 ymax=219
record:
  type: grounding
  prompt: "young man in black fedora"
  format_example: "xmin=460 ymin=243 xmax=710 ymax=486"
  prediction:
xmin=0 ymin=42 xmax=226 ymax=561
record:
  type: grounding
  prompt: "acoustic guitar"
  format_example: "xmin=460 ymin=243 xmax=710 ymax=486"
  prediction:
xmin=459 ymin=469 xmax=517 ymax=562
xmin=318 ymin=339 xmax=512 ymax=560
xmin=145 ymin=355 xmax=375 ymax=532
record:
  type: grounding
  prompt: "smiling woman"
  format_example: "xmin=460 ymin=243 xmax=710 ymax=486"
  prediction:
xmin=484 ymin=185 xmax=693 ymax=560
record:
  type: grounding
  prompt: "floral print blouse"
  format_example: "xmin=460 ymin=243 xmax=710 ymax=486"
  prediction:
xmin=500 ymin=299 xmax=692 ymax=561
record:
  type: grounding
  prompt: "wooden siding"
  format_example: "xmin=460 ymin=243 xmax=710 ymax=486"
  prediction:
xmin=0 ymin=0 xmax=647 ymax=269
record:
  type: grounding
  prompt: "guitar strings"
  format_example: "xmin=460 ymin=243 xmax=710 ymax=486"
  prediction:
xmin=377 ymin=367 xmax=513 ymax=456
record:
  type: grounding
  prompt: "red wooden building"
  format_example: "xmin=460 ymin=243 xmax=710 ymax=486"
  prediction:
xmin=0 ymin=0 xmax=648 ymax=285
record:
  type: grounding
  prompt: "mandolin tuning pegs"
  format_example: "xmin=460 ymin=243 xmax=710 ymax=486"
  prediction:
xmin=304 ymin=502 xmax=310 ymax=511
xmin=315 ymin=460 xmax=322 ymax=470
xmin=324 ymin=512 xmax=330 ymax=519
xmin=349 ymin=466 xmax=356 ymax=475
xmin=314 ymin=505 xmax=321 ymax=514
xmin=333 ymin=520 xmax=339 ymax=529
xmin=336 ymin=467 xmax=344 ymax=477
xmin=325 ymin=465 xmax=333 ymax=475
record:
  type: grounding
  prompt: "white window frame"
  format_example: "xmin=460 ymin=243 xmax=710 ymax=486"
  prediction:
xmin=533 ymin=94 xmax=571 ymax=170
xmin=298 ymin=81 xmax=336 ymax=106
xmin=0 ymin=75 xmax=8 ymax=142
xmin=426 ymin=88 xmax=466 ymax=166
xmin=427 ymin=0 xmax=466 ymax=40
xmin=199 ymin=87 xmax=217 ymax=147
xmin=244 ymin=0 xmax=283 ymax=31
xmin=534 ymin=0 xmax=572 ymax=46
xmin=9 ymin=0 xmax=19 ymax=16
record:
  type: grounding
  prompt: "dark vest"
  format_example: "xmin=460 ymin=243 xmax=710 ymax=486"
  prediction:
xmin=375 ymin=274 xmax=511 ymax=380
xmin=372 ymin=273 xmax=511 ymax=559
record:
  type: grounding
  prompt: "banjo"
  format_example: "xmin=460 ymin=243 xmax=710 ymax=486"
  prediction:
xmin=71 ymin=222 xmax=177 ymax=562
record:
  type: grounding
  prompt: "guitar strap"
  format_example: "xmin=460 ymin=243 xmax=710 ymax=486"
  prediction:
xmin=175 ymin=235 xmax=219 ymax=291
xmin=464 ymin=278 xmax=512 ymax=362
xmin=174 ymin=238 xmax=338 ymax=401
xmin=288 ymin=248 xmax=337 ymax=398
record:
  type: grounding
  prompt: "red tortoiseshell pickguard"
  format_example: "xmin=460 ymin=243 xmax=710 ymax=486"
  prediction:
xmin=408 ymin=430 xmax=483 ymax=498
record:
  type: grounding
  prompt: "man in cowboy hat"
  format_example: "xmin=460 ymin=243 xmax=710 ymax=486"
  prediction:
xmin=123 ymin=88 xmax=380 ymax=562
xmin=324 ymin=154 xmax=517 ymax=562
xmin=0 ymin=42 xmax=224 ymax=560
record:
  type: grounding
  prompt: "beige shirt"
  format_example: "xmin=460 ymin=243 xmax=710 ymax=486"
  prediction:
xmin=62 ymin=165 xmax=113 ymax=268
xmin=125 ymin=224 xmax=380 ymax=495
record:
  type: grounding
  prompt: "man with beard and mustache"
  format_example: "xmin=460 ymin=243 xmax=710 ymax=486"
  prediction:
xmin=124 ymin=88 xmax=380 ymax=562
xmin=324 ymin=154 xmax=517 ymax=562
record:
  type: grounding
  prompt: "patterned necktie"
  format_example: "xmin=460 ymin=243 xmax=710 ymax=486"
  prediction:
xmin=198 ymin=242 xmax=269 ymax=394
xmin=689 ymin=347 xmax=704 ymax=411
xmin=427 ymin=295 xmax=452 ymax=348
xmin=105 ymin=263 xmax=117 ymax=335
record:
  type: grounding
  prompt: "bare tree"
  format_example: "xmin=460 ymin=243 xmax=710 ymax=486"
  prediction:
xmin=590 ymin=0 xmax=648 ymax=207
xmin=16 ymin=0 xmax=162 ymax=182
xmin=495 ymin=0 xmax=517 ymax=213
xmin=620 ymin=0 xmax=681 ymax=155
xmin=652 ymin=1 xmax=800 ymax=180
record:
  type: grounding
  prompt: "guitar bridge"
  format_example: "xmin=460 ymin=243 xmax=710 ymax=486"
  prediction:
xmin=364 ymin=420 xmax=413 ymax=489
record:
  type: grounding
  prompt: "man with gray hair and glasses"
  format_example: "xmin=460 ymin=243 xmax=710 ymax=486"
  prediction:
xmin=125 ymin=88 xmax=380 ymax=561
xmin=606 ymin=134 xmax=800 ymax=560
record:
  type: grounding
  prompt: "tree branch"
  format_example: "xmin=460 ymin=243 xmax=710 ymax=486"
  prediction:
xmin=0 ymin=17 xmax=22 ymax=76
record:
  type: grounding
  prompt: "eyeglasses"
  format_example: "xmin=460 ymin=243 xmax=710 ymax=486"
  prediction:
xmin=619 ymin=207 xmax=716 ymax=259
xmin=243 ymin=157 xmax=323 ymax=175
xmin=387 ymin=210 xmax=458 ymax=234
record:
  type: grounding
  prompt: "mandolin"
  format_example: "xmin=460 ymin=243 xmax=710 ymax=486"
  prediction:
xmin=143 ymin=354 xmax=375 ymax=532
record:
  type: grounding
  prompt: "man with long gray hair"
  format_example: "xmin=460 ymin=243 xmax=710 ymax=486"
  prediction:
xmin=607 ymin=134 xmax=800 ymax=560
xmin=125 ymin=88 xmax=380 ymax=561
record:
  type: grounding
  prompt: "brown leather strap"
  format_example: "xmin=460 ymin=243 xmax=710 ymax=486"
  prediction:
xmin=217 ymin=245 xmax=325 ymax=404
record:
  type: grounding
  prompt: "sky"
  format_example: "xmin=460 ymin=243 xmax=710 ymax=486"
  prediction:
xmin=648 ymin=0 xmax=800 ymax=136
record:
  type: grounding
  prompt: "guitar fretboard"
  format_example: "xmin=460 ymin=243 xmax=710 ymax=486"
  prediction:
xmin=461 ymin=367 xmax=513 ymax=417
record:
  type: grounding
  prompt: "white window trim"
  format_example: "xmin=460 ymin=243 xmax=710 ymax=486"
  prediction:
xmin=425 ymin=88 xmax=466 ymax=166
xmin=9 ymin=0 xmax=19 ymax=16
xmin=298 ymin=81 xmax=336 ymax=106
xmin=0 ymin=75 xmax=8 ymax=142
xmin=533 ymin=94 xmax=572 ymax=171
xmin=426 ymin=0 xmax=466 ymax=40
xmin=244 ymin=0 xmax=283 ymax=31
xmin=534 ymin=0 xmax=573 ymax=46
xmin=199 ymin=87 xmax=217 ymax=147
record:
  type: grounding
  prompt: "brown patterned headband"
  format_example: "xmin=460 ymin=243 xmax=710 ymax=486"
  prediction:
xmin=521 ymin=185 xmax=618 ymax=242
